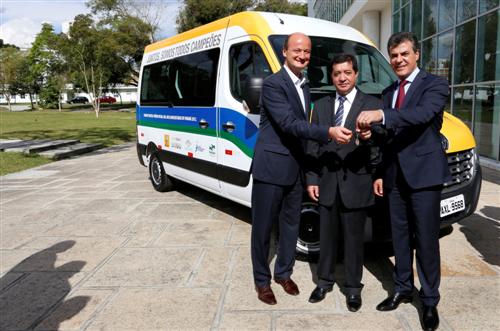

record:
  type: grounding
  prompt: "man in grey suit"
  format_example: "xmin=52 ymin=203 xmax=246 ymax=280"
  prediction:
xmin=306 ymin=53 xmax=383 ymax=311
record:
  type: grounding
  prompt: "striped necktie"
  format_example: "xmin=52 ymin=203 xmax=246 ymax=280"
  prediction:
xmin=335 ymin=96 xmax=345 ymax=127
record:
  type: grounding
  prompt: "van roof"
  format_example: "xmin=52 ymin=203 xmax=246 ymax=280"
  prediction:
xmin=145 ymin=11 xmax=374 ymax=53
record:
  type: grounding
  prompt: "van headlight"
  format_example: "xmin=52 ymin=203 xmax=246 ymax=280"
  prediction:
xmin=440 ymin=133 xmax=449 ymax=151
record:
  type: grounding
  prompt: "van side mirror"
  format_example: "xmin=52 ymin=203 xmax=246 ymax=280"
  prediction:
xmin=243 ymin=77 xmax=264 ymax=114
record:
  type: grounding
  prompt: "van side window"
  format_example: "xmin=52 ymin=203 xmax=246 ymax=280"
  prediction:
xmin=229 ymin=42 xmax=271 ymax=102
xmin=141 ymin=48 xmax=220 ymax=107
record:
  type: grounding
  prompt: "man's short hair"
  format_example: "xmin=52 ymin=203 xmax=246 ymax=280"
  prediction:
xmin=387 ymin=32 xmax=419 ymax=53
xmin=330 ymin=53 xmax=358 ymax=73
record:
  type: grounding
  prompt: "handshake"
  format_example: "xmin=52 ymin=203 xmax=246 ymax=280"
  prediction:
xmin=326 ymin=109 xmax=384 ymax=144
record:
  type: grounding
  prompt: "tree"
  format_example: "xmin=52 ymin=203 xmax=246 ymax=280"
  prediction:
xmin=176 ymin=0 xmax=254 ymax=33
xmin=59 ymin=14 xmax=131 ymax=117
xmin=87 ymin=0 xmax=152 ymax=83
xmin=0 ymin=46 xmax=23 ymax=111
xmin=176 ymin=0 xmax=307 ymax=33
xmin=87 ymin=0 xmax=166 ymax=42
xmin=27 ymin=23 xmax=66 ymax=109
xmin=254 ymin=0 xmax=307 ymax=15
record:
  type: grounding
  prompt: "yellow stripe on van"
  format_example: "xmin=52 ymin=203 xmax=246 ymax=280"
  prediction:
xmin=144 ymin=12 xmax=280 ymax=72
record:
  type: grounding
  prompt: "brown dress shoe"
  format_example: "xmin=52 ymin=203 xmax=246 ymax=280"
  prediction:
xmin=275 ymin=278 xmax=300 ymax=295
xmin=255 ymin=285 xmax=277 ymax=305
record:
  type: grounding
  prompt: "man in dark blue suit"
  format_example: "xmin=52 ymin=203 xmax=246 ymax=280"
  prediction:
xmin=357 ymin=32 xmax=451 ymax=331
xmin=251 ymin=32 xmax=338 ymax=305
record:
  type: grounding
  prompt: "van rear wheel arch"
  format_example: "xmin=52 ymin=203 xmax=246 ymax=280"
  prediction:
xmin=147 ymin=146 xmax=174 ymax=192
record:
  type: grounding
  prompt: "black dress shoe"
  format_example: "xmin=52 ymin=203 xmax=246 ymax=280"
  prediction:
xmin=308 ymin=286 xmax=332 ymax=303
xmin=422 ymin=305 xmax=439 ymax=331
xmin=346 ymin=294 xmax=362 ymax=312
xmin=376 ymin=292 xmax=413 ymax=311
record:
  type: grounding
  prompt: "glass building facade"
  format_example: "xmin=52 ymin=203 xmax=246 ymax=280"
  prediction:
xmin=311 ymin=0 xmax=353 ymax=22
xmin=393 ymin=0 xmax=500 ymax=161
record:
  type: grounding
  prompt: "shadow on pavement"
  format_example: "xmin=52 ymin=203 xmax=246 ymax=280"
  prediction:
xmin=459 ymin=206 xmax=500 ymax=266
xmin=0 ymin=240 xmax=89 ymax=330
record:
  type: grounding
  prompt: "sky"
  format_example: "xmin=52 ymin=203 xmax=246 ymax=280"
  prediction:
xmin=0 ymin=0 xmax=182 ymax=49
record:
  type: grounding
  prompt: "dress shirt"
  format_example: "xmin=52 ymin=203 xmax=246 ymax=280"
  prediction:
xmin=284 ymin=64 xmax=307 ymax=112
xmin=391 ymin=67 xmax=420 ymax=108
xmin=335 ymin=88 xmax=357 ymax=127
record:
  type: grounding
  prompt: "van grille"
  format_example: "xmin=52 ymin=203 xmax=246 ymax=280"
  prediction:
xmin=443 ymin=149 xmax=475 ymax=192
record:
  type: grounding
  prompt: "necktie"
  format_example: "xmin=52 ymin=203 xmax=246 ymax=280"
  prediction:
xmin=395 ymin=80 xmax=408 ymax=109
xmin=334 ymin=96 xmax=345 ymax=127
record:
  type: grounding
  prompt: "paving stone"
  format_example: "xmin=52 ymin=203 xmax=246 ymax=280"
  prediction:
xmin=218 ymin=312 xmax=272 ymax=331
xmin=17 ymin=237 xmax=126 ymax=272
xmin=0 ymin=271 xmax=86 ymax=330
xmin=275 ymin=312 xmax=405 ymax=330
xmin=86 ymin=288 xmax=221 ymax=331
xmin=190 ymin=247 xmax=233 ymax=287
xmin=121 ymin=220 xmax=169 ymax=247
xmin=43 ymin=213 xmax=133 ymax=237
xmin=84 ymin=247 xmax=201 ymax=287
xmin=154 ymin=219 xmax=232 ymax=247
xmin=35 ymin=289 xmax=114 ymax=331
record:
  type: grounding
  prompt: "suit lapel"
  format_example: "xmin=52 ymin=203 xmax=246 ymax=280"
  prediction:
xmin=344 ymin=90 xmax=363 ymax=130
xmin=384 ymin=82 xmax=398 ymax=108
xmin=402 ymin=70 xmax=426 ymax=109
xmin=280 ymin=68 xmax=306 ymax=119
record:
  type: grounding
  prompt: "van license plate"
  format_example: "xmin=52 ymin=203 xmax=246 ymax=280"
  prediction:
xmin=440 ymin=194 xmax=465 ymax=217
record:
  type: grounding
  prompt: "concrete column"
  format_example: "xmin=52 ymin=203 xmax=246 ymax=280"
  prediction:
xmin=362 ymin=11 xmax=380 ymax=49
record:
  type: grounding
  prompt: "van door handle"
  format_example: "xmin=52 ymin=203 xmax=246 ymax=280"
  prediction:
xmin=199 ymin=119 xmax=209 ymax=129
xmin=222 ymin=121 xmax=235 ymax=133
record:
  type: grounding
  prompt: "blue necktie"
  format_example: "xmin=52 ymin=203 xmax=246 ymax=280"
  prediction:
xmin=335 ymin=96 xmax=345 ymax=127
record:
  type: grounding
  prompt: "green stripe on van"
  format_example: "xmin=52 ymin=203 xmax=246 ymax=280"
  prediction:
xmin=138 ymin=120 xmax=254 ymax=158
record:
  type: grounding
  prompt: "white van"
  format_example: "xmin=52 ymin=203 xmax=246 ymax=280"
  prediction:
xmin=136 ymin=12 xmax=481 ymax=256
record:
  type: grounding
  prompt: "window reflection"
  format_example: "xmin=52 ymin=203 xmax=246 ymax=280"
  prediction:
xmin=422 ymin=37 xmax=437 ymax=74
xmin=480 ymin=0 xmax=499 ymax=13
xmin=454 ymin=20 xmax=476 ymax=84
xmin=424 ymin=0 xmax=438 ymax=37
xmin=457 ymin=0 xmax=477 ymax=22
xmin=452 ymin=86 xmax=474 ymax=129
xmin=474 ymin=84 xmax=500 ymax=159
xmin=438 ymin=32 xmax=453 ymax=82
xmin=439 ymin=0 xmax=455 ymax=31
xmin=476 ymin=10 xmax=500 ymax=82
xmin=411 ymin=0 xmax=423 ymax=38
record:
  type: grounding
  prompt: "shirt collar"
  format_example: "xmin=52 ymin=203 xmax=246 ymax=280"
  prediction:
xmin=337 ymin=87 xmax=357 ymax=104
xmin=284 ymin=64 xmax=306 ymax=87
xmin=398 ymin=67 xmax=420 ymax=85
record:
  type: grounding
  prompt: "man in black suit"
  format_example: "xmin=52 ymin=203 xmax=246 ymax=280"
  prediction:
xmin=305 ymin=54 xmax=383 ymax=312
xmin=251 ymin=32 xmax=339 ymax=305
xmin=357 ymin=32 xmax=450 ymax=331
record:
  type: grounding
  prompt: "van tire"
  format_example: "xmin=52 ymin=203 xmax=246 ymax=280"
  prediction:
xmin=296 ymin=201 xmax=320 ymax=260
xmin=149 ymin=153 xmax=173 ymax=192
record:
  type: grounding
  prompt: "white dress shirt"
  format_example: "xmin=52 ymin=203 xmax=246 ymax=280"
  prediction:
xmin=391 ymin=67 xmax=420 ymax=108
xmin=335 ymin=88 xmax=358 ymax=127
xmin=284 ymin=64 xmax=307 ymax=112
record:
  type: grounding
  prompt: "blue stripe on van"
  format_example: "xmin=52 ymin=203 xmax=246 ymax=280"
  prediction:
xmin=136 ymin=105 xmax=259 ymax=157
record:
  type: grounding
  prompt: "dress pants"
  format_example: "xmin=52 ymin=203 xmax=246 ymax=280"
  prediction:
xmin=387 ymin=168 xmax=442 ymax=306
xmin=317 ymin=188 xmax=366 ymax=295
xmin=251 ymin=177 xmax=303 ymax=287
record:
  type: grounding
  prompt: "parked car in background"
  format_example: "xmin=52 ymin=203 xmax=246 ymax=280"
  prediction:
xmin=98 ymin=96 xmax=117 ymax=104
xmin=68 ymin=96 xmax=89 ymax=104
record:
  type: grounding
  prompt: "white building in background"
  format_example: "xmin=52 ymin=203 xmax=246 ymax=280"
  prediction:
xmin=308 ymin=0 xmax=392 ymax=58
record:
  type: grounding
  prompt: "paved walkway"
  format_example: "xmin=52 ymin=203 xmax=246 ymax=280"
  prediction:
xmin=0 ymin=144 xmax=498 ymax=330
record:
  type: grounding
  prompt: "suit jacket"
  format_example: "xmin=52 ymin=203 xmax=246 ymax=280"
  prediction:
xmin=380 ymin=70 xmax=451 ymax=190
xmin=306 ymin=89 xmax=383 ymax=209
xmin=251 ymin=67 xmax=330 ymax=186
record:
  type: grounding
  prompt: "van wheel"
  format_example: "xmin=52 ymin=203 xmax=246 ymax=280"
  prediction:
xmin=296 ymin=202 xmax=320 ymax=261
xmin=149 ymin=153 xmax=173 ymax=192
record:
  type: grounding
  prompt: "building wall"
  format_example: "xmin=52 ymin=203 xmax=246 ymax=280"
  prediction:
xmin=309 ymin=0 xmax=500 ymax=162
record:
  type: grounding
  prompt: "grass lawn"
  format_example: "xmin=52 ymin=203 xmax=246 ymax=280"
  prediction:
xmin=0 ymin=108 xmax=137 ymax=175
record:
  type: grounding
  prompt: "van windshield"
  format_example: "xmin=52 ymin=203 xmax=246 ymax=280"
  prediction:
xmin=269 ymin=35 xmax=396 ymax=97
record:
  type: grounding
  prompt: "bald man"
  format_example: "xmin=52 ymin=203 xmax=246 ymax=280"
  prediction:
xmin=251 ymin=32 xmax=339 ymax=305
